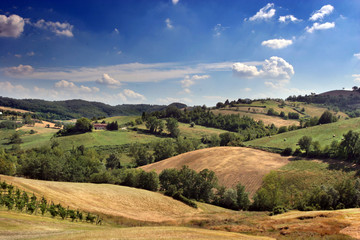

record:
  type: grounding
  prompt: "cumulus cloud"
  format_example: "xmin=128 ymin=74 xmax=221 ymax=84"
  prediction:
xmin=172 ymin=0 xmax=179 ymax=5
xmin=261 ymin=39 xmax=293 ymax=49
xmin=165 ymin=18 xmax=173 ymax=29
xmin=32 ymin=19 xmax=74 ymax=37
xmin=0 ymin=14 xmax=25 ymax=38
xmin=232 ymin=56 xmax=294 ymax=80
xmin=27 ymin=51 xmax=35 ymax=56
xmin=96 ymin=73 xmax=122 ymax=88
xmin=55 ymin=80 xmax=99 ymax=93
xmin=180 ymin=75 xmax=210 ymax=94
xmin=249 ymin=3 xmax=276 ymax=21
xmin=244 ymin=88 xmax=252 ymax=92
xmin=232 ymin=63 xmax=260 ymax=78
xmin=354 ymin=53 xmax=360 ymax=60
xmin=213 ymin=24 xmax=227 ymax=37
xmin=309 ymin=4 xmax=334 ymax=21
xmin=0 ymin=81 xmax=29 ymax=94
xmin=353 ymin=74 xmax=360 ymax=83
xmin=3 ymin=64 xmax=34 ymax=76
xmin=306 ymin=22 xmax=335 ymax=33
xmin=118 ymin=89 xmax=146 ymax=102
xmin=278 ymin=15 xmax=300 ymax=23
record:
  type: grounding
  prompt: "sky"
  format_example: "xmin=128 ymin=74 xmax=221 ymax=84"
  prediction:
xmin=0 ymin=0 xmax=359 ymax=106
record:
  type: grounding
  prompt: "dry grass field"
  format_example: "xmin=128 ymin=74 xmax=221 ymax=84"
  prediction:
xmin=141 ymin=147 xmax=292 ymax=197
xmin=0 ymin=106 xmax=32 ymax=113
xmin=0 ymin=211 xmax=274 ymax=240
xmin=0 ymin=175 xmax=200 ymax=223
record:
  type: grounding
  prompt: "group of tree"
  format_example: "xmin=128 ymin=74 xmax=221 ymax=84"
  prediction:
xmin=280 ymin=130 xmax=360 ymax=162
xmin=159 ymin=166 xmax=250 ymax=210
xmin=144 ymin=106 xmax=278 ymax=141
xmin=106 ymin=121 xmax=119 ymax=131
xmin=55 ymin=117 xmax=93 ymax=136
xmin=252 ymin=170 xmax=360 ymax=212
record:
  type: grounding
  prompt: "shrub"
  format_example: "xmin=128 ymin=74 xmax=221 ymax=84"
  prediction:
xmin=281 ymin=147 xmax=293 ymax=156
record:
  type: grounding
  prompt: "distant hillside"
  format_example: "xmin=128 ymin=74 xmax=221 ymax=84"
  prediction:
xmin=0 ymin=96 xmax=186 ymax=119
xmin=141 ymin=147 xmax=291 ymax=197
xmin=319 ymin=90 xmax=360 ymax=97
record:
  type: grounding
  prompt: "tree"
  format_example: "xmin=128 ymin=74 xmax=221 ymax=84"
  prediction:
xmin=153 ymin=140 xmax=175 ymax=161
xmin=106 ymin=153 xmax=121 ymax=169
xmin=236 ymin=183 xmax=250 ymax=210
xmin=9 ymin=132 xmax=22 ymax=144
xmin=353 ymin=86 xmax=359 ymax=91
xmin=75 ymin=118 xmax=93 ymax=133
xmin=298 ymin=136 xmax=312 ymax=155
xmin=166 ymin=118 xmax=180 ymax=138
xmin=318 ymin=110 xmax=334 ymax=124
xmin=145 ymin=116 xmax=163 ymax=134
xmin=129 ymin=143 xmax=153 ymax=166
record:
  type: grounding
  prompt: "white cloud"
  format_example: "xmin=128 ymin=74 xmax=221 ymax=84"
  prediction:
xmin=232 ymin=63 xmax=260 ymax=78
xmin=114 ymin=28 xmax=119 ymax=34
xmin=14 ymin=54 xmax=22 ymax=58
xmin=353 ymin=74 xmax=360 ymax=83
xmin=180 ymin=74 xmax=210 ymax=93
xmin=32 ymin=19 xmax=74 ymax=37
xmin=309 ymin=4 xmax=334 ymax=21
xmin=244 ymin=88 xmax=252 ymax=92
xmin=306 ymin=22 xmax=335 ymax=33
xmin=118 ymin=89 xmax=146 ymax=102
xmin=3 ymin=64 xmax=34 ymax=76
xmin=261 ymin=39 xmax=293 ymax=49
xmin=55 ymin=80 xmax=99 ymax=93
xmin=213 ymin=24 xmax=227 ymax=37
xmin=172 ymin=0 xmax=179 ymax=5
xmin=27 ymin=51 xmax=35 ymax=56
xmin=156 ymin=97 xmax=192 ymax=105
xmin=233 ymin=56 xmax=294 ymax=80
xmin=354 ymin=53 xmax=360 ymax=60
xmin=0 ymin=81 xmax=29 ymax=93
xmin=165 ymin=18 xmax=173 ymax=29
xmin=0 ymin=14 xmax=25 ymax=38
xmin=249 ymin=3 xmax=276 ymax=21
xmin=279 ymin=15 xmax=300 ymax=23
xmin=96 ymin=73 xmax=122 ymax=88
xmin=116 ymin=50 xmax=122 ymax=55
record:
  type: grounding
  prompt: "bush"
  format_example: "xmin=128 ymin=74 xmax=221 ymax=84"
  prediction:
xmin=173 ymin=192 xmax=197 ymax=208
xmin=281 ymin=147 xmax=293 ymax=156
xmin=271 ymin=206 xmax=288 ymax=215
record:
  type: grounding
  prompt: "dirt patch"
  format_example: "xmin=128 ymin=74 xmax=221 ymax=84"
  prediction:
xmin=141 ymin=147 xmax=291 ymax=197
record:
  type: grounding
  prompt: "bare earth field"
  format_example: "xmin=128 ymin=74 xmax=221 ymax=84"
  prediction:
xmin=141 ymin=147 xmax=292 ymax=197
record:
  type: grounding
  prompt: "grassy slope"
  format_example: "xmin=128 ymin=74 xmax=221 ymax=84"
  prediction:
xmin=0 ymin=175 xmax=200 ymax=223
xmin=245 ymin=117 xmax=360 ymax=150
xmin=0 ymin=211 xmax=274 ymax=240
xmin=211 ymin=100 xmax=348 ymax=127
xmin=141 ymin=147 xmax=292 ymax=197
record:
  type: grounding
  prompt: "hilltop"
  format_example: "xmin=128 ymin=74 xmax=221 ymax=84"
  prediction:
xmin=141 ymin=147 xmax=292 ymax=197
xmin=0 ymin=96 xmax=186 ymax=120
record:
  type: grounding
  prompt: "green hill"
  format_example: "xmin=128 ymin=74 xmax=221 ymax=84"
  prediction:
xmin=245 ymin=117 xmax=360 ymax=151
xmin=0 ymin=96 xmax=186 ymax=120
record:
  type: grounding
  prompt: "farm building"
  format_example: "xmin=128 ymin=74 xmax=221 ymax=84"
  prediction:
xmin=93 ymin=123 xmax=107 ymax=130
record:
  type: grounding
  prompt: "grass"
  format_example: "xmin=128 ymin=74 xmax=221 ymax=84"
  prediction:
xmin=245 ymin=117 xmax=360 ymax=150
xmin=141 ymin=147 xmax=292 ymax=197
xmin=0 ymin=210 xmax=274 ymax=240
xmin=102 ymin=116 xmax=139 ymax=125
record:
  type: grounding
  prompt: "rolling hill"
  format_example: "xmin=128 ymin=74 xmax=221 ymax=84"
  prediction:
xmin=0 ymin=175 xmax=199 ymax=223
xmin=140 ymin=147 xmax=292 ymax=197
xmin=245 ymin=117 xmax=360 ymax=151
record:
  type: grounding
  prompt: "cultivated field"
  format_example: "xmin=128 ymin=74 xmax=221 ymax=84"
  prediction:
xmin=246 ymin=117 xmax=360 ymax=151
xmin=141 ymin=147 xmax=292 ymax=197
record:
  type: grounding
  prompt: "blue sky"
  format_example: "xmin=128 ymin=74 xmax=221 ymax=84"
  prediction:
xmin=0 ymin=0 xmax=359 ymax=106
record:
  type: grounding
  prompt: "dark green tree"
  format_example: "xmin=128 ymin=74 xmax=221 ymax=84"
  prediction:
xmin=166 ymin=118 xmax=180 ymax=138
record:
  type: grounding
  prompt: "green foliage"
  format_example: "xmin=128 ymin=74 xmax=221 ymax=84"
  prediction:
xmin=159 ymin=166 xmax=218 ymax=203
xmin=278 ymin=126 xmax=288 ymax=134
xmin=9 ymin=132 xmax=23 ymax=144
xmin=267 ymin=108 xmax=279 ymax=116
xmin=105 ymin=153 xmax=121 ymax=169
xmin=106 ymin=121 xmax=119 ymax=131
xmin=319 ymin=110 xmax=336 ymax=124
xmin=129 ymin=143 xmax=153 ymax=166
xmin=153 ymin=139 xmax=175 ymax=162
xmin=0 ymin=120 xmax=22 ymax=129
xmin=288 ymin=112 xmax=300 ymax=119
xmin=298 ymin=136 xmax=312 ymax=155
xmin=281 ymin=147 xmax=293 ymax=156
xmin=145 ymin=116 xmax=164 ymax=134
xmin=166 ymin=118 xmax=180 ymax=138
